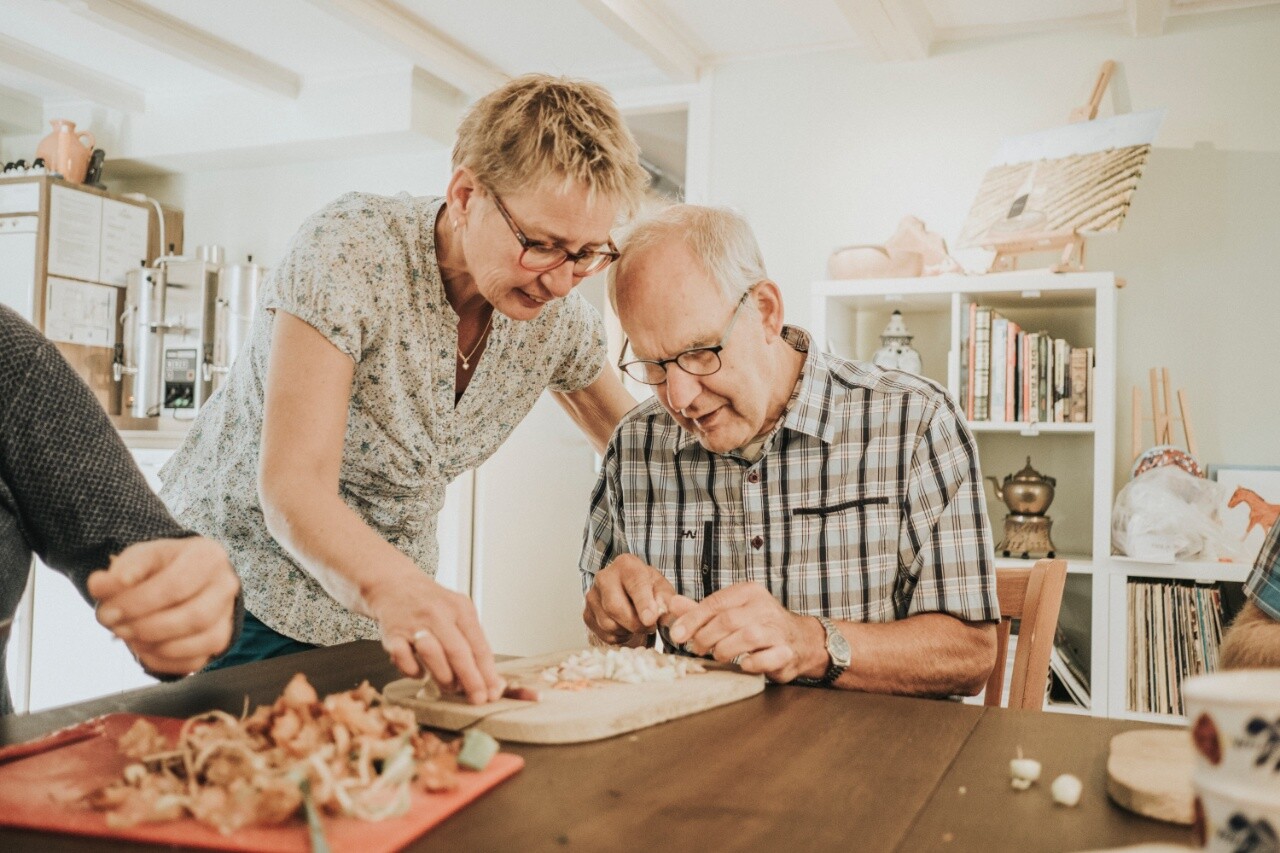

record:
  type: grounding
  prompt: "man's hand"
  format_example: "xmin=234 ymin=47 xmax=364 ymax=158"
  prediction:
xmin=88 ymin=537 xmax=240 ymax=676
xmin=370 ymin=573 xmax=505 ymax=705
xmin=584 ymin=554 xmax=676 ymax=644
xmin=665 ymin=582 xmax=828 ymax=683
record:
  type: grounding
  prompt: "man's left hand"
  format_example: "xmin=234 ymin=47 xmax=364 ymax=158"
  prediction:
xmin=665 ymin=582 xmax=827 ymax=683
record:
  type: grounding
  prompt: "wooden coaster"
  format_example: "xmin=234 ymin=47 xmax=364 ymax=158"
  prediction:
xmin=1106 ymin=729 xmax=1195 ymax=825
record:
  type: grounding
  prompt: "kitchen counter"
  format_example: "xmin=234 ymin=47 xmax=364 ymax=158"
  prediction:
xmin=0 ymin=641 xmax=1194 ymax=852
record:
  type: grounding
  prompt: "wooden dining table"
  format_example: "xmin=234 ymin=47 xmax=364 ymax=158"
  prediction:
xmin=0 ymin=641 xmax=1196 ymax=852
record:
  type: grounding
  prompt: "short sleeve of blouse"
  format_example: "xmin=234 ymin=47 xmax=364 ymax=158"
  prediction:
xmin=262 ymin=193 xmax=396 ymax=362
xmin=548 ymin=292 xmax=608 ymax=393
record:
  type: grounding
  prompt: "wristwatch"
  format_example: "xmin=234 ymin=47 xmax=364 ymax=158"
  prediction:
xmin=794 ymin=615 xmax=851 ymax=687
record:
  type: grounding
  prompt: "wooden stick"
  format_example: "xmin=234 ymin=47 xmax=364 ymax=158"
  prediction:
xmin=1149 ymin=368 xmax=1164 ymax=446
xmin=1178 ymin=389 xmax=1198 ymax=460
xmin=1132 ymin=386 xmax=1142 ymax=462
xmin=1161 ymin=368 xmax=1174 ymax=445
xmin=1069 ymin=60 xmax=1116 ymax=123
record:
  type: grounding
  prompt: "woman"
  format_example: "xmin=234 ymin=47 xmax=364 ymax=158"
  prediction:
xmin=159 ymin=74 xmax=649 ymax=704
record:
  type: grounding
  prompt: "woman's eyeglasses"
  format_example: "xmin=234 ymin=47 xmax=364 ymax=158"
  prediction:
xmin=492 ymin=194 xmax=619 ymax=276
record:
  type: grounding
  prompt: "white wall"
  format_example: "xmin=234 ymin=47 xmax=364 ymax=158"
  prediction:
xmin=701 ymin=10 xmax=1280 ymax=484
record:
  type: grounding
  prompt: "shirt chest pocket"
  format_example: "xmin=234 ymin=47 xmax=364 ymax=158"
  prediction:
xmin=790 ymin=495 xmax=901 ymax=619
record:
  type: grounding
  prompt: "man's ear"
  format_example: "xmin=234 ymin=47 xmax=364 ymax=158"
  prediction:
xmin=752 ymin=281 xmax=787 ymax=340
xmin=445 ymin=167 xmax=479 ymax=225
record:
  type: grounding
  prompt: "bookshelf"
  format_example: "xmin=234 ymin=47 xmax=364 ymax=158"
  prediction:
xmin=810 ymin=270 xmax=1118 ymax=715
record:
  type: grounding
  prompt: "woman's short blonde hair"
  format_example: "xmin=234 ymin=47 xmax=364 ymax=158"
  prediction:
xmin=610 ymin=204 xmax=768 ymax=311
xmin=453 ymin=74 xmax=649 ymax=217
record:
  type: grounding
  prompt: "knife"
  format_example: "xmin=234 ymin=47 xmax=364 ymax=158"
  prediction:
xmin=0 ymin=715 xmax=109 ymax=766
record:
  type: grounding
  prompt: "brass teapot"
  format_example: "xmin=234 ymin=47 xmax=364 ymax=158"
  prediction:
xmin=986 ymin=457 xmax=1055 ymax=517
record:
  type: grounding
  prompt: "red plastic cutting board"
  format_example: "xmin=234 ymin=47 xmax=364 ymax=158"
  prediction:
xmin=0 ymin=713 xmax=523 ymax=852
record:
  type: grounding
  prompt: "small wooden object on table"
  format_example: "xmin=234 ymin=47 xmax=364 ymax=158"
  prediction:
xmin=1106 ymin=728 xmax=1195 ymax=825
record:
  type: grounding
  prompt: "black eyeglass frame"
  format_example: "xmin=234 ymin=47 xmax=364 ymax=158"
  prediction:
xmin=616 ymin=287 xmax=756 ymax=386
xmin=491 ymin=193 xmax=620 ymax=276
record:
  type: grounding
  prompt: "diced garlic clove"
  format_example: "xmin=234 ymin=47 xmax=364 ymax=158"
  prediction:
xmin=1051 ymin=774 xmax=1082 ymax=806
xmin=1009 ymin=757 xmax=1042 ymax=789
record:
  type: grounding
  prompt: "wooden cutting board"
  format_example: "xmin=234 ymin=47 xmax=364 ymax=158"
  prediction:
xmin=1105 ymin=728 xmax=1195 ymax=826
xmin=0 ymin=713 xmax=523 ymax=852
xmin=384 ymin=649 xmax=766 ymax=744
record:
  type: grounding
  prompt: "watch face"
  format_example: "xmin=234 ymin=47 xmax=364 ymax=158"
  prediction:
xmin=829 ymin=630 xmax=852 ymax=667
xmin=819 ymin=616 xmax=853 ymax=667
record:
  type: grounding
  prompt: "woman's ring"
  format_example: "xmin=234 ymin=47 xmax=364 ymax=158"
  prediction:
xmin=731 ymin=654 xmax=745 ymax=666
xmin=412 ymin=629 xmax=430 ymax=642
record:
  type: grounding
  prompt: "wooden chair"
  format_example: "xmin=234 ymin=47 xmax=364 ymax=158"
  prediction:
xmin=985 ymin=558 xmax=1068 ymax=710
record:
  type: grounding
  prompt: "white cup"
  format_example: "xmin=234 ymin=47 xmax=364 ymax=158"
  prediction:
xmin=1193 ymin=774 xmax=1280 ymax=852
xmin=1183 ymin=670 xmax=1280 ymax=794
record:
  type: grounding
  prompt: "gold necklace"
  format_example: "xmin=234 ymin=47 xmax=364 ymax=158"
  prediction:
xmin=457 ymin=310 xmax=494 ymax=370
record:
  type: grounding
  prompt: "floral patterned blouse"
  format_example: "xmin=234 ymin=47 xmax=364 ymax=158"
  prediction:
xmin=159 ymin=193 xmax=606 ymax=645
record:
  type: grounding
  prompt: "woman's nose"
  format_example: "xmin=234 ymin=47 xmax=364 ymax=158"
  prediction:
xmin=539 ymin=262 xmax=577 ymax=299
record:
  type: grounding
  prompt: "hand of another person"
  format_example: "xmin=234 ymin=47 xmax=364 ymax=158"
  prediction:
xmin=665 ymin=582 xmax=826 ymax=683
xmin=583 ymin=554 xmax=676 ymax=645
xmin=87 ymin=537 xmax=240 ymax=676
xmin=371 ymin=573 xmax=505 ymax=705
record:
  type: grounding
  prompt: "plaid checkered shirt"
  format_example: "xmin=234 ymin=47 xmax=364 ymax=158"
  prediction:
xmin=580 ymin=326 xmax=999 ymax=624
xmin=1245 ymin=522 xmax=1280 ymax=620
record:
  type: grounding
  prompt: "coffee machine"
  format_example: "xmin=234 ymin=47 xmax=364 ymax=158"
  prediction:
xmin=114 ymin=249 xmax=263 ymax=420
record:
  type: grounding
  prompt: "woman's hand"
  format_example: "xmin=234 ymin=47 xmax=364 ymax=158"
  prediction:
xmin=371 ymin=573 xmax=506 ymax=705
xmin=88 ymin=537 xmax=240 ymax=675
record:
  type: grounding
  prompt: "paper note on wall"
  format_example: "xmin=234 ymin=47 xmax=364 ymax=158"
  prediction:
xmin=44 ymin=277 xmax=117 ymax=348
xmin=99 ymin=199 xmax=149 ymax=284
xmin=47 ymin=185 xmax=102 ymax=282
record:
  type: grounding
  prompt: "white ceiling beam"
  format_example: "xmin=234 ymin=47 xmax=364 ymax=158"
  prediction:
xmin=834 ymin=0 xmax=934 ymax=62
xmin=575 ymin=0 xmax=702 ymax=83
xmin=1128 ymin=0 xmax=1171 ymax=35
xmin=0 ymin=33 xmax=146 ymax=113
xmin=306 ymin=0 xmax=505 ymax=97
xmin=0 ymin=84 xmax=44 ymax=134
xmin=59 ymin=0 xmax=300 ymax=99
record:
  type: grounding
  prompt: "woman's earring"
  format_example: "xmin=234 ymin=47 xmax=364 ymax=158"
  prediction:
xmin=452 ymin=219 xmax=459 ymax=231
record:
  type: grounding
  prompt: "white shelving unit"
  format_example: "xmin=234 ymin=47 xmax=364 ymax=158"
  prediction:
xmin=810 ymin=270 xmax=1118 ymax=715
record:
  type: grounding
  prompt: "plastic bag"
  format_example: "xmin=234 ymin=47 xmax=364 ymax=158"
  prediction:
xmin=1111 ymin=466 xmax=1243 ymax=562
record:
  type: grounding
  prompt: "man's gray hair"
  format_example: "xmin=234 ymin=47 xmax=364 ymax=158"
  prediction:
xmin=608 ymin=204 xmax=768 ymax=312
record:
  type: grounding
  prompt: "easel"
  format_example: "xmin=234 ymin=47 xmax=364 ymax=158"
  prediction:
xmin=987 ymin=61 xmax=1116 ymax=274
xmin=1131 ymin=366 xmax=1199 ymax=464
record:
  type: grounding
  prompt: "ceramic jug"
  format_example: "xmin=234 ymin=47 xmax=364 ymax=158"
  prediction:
xmin=35 ymin=119 xmax=95 ymax=184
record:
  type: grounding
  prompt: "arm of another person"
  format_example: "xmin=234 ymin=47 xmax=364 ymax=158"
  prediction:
xmin=0 ymin=326 xmax=239 ymax=674
xmin=554 ymin=367 xmax=636 ymax=455
xmin=257 ymin=311 xmax=503 ymax=703
xmin=1220 ymin=524 xmax=1280 ymax=668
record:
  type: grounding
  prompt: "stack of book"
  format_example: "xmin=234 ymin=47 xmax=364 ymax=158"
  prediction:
xmin=960 ymin=302 xmax=1094 ymax=424
xmin=1126 ymin=579 xmax=1225 ymax=716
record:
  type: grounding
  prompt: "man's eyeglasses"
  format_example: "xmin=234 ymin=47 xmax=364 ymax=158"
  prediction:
xmin=492 ymin=193 xmax=619 ymax=277
xmin=617 ymin=288 xmax=754 ymax=386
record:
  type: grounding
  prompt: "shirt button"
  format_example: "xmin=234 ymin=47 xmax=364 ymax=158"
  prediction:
xmin=746 ymin=471 xmax=759 ymax=484
xmin=751 ymin=535 xmax=764 ymax=550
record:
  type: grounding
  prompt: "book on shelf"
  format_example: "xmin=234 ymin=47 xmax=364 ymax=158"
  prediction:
xmin=1005 ymin=321 xmax=1021 ymax=422
xmin=1069 ymin=348 xmax=1090 ymax=423
xmin=1053 ymin=338 xmax=1070 ymax=423
xmin=1049 ymin=647 xmax=1090 ymax=708
xmin=1127 ymin=578 xmax=1225 ymax=716
xmin=990 ymin=315 xmax=1008 ymax=423
xmin=972 ymin=305 xmax=991 ymax=421
xmin=1037 ymin=335 xmax=1050 ymax=423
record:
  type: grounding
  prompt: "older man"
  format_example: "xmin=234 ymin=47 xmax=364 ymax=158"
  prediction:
xmin=579 ymin=205 xmax=998 ymax=696
xmin=1220 ymin=522 xmax=1280 ymax=668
